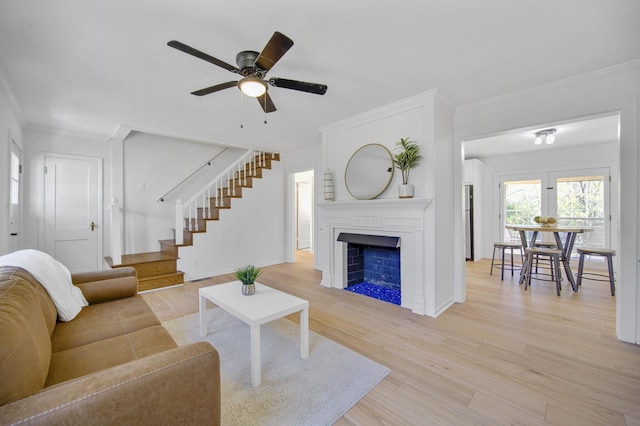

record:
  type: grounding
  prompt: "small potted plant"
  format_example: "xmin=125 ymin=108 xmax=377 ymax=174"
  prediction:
xmin=235 ymin=265 xmax=263 ymax=295
xmin=393 ymin=137 xmax=421 ymax=198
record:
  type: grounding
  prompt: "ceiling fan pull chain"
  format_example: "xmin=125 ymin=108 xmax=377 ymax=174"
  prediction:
xmin=240 ymin=91 xmax=244 ymax=128
xmin=264 ymin=96 xmax=267 ymax=124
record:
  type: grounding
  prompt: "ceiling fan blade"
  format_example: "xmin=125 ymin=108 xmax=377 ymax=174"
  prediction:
xmin=255 ymin=32 xmax=294 ymax=71
xmin=256 ymin=92 xmax=277 ymax=113
xmin=168 ymin=40 xmax=238 ymax=73
xmin=268 ymin=78 xmax=327 ymax=95
xmin=191 ymin=81 xmax=238 ymax=96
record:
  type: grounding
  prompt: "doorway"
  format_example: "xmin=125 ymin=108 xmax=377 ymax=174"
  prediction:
xmin=294 ymin=170 xmax=313 ymax=252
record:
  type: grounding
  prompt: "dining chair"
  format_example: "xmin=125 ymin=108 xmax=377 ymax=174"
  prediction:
xmin=523 ymin=247 xmax=563 ymax=296
xmin=576 ymin=248 xmax=616 ymax=296
xmin=490 ymin=242 xmax=523 ymax=280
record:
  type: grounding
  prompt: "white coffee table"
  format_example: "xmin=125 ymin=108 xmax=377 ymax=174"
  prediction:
xmin=199 ymin=281 xmax=309 ymax=386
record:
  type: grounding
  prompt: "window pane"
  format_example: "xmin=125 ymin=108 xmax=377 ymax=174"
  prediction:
xmin=504 ymin=179 xmax=541 ymax=243
xmin=556 ymin=175 xmax=605 ymax=252
xmin=10 ymin=151 xmax=19 ymax=204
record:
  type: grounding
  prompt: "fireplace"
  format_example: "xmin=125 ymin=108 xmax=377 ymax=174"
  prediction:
xmin=319 ymin=198 xmax=431 ymax=314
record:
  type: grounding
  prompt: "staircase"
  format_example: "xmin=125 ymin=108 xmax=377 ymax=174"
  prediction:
xmin=106 ymin=152 xmax=280 ymax=291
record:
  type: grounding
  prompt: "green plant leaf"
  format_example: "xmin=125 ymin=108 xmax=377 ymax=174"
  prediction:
xmin=235 ymin=265 xmax=263 ymax=284
xmin=392 ymin=137 xmax=422 ymax=184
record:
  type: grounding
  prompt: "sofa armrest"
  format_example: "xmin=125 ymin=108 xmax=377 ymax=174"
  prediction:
xmin=72 ymin=267 xmax=138 ymax=304
xmin=0 ymin=342 xmax=221 ymax=426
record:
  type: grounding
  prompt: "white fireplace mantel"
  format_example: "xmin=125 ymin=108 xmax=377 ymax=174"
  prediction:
xmin=318 ymin=197 xmax=432 ymax=315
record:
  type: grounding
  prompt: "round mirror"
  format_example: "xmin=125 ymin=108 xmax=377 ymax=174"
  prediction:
xmin=345 ymin=143 xmax=394 ymax=200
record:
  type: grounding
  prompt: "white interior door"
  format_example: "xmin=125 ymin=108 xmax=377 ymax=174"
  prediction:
xmin=296 ymin=181 xmax=312 ymax=250
xmin=44 ymin=154 xmax=102 ymax=272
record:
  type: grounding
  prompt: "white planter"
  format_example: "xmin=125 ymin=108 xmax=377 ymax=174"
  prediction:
xmin=398 ymin=184 xmax=414 ymax=198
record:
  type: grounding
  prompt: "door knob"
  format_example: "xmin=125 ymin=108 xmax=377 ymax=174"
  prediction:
xmin=91 ymin=222 xmax=96 ymax=231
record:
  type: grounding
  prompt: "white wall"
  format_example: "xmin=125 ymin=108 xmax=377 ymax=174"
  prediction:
xmin=454 ymin=60 xmax=640 ymax=343
xmin=0 ymin=75 xmax=23 ymax=255
xmin=472 ymin=141 xmax=618 ymax=259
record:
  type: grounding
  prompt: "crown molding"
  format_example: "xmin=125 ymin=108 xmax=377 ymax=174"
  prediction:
xmin=456 ymin=59 xmax=640 ymax=112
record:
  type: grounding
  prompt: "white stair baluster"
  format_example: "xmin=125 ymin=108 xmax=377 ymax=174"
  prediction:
xmin=175 ymin=199 xmax=183 ymax=245
xmin=188 ymin=203 xmax=192 ymax=232
xmin=219 ymin=178 xmax=224 ymax=207
xmin=232 ymin=164 xmax=236 ymax=196
xmin=206 ymin=188 xmax=211 ymax=219
xmin=252 ymin=151 xmax=256 ymax=176
xmin=227 ymin=171 xmax=231 ymax=196
xmin=194 ymin=201 xmax=198 ymax=232
xmin=244 ymin=160 xmax=248 ymax=186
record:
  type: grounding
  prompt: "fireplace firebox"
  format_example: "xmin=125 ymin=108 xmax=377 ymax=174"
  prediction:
xmin=338 ymin=232 xmax=401 ymax=304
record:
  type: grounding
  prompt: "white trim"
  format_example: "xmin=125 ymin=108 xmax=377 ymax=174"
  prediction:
xmin=456 ymin=60 xmax=640 ymax=113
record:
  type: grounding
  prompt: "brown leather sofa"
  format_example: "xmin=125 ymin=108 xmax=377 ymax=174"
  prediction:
xmin=0 ymin=265 xmax=221 ymax=425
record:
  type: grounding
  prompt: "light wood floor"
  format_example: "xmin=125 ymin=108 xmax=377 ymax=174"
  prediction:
xmin=142 ymin=252 xmax=640 ymax=425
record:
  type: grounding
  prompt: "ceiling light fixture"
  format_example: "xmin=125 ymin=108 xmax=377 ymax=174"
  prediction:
xmin=534 ymin=128 xmax=557 ymax=145
xmin=238 ymin=76 xmax=267 ymax=98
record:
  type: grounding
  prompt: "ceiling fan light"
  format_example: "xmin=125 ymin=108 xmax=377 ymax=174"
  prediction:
xmin=545 ymin=133 xmax=555 ymax=144
xmin=533 ymin=128 xmax=557 ymax=145
xmin=239 ymin=77 xmax=267 ymax=98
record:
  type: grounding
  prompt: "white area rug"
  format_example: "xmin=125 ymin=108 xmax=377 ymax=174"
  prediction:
xmin=163 ymin=310 xmax=390 ymax=426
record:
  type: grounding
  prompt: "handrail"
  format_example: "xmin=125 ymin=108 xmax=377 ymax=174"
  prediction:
xmin=155 ymin=147 xmax=228 ymax=202
xmin=174 ymin=150 xmax=277 ymax=244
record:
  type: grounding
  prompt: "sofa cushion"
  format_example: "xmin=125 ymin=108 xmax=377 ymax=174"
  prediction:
xmin=51 ymin=294 xmax=161 ymax=352
xmin=0 ymin=278 xmax=52 ymax=405
xmin=46 ymin=325 xmax=178 ymax=386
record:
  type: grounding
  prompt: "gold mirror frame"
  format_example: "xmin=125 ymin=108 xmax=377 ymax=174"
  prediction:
xmin=345 ymin=143 xmax=394 ymax=200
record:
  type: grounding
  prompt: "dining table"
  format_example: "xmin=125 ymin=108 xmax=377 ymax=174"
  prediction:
xmin=505 ymin=224 xmax=594 ymax=292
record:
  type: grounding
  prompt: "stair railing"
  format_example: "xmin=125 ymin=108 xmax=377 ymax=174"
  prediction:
xmin=174 ymin=149 xmax=277 ymax=245
xmin=155 ymin=147 xmax=228 ymax=202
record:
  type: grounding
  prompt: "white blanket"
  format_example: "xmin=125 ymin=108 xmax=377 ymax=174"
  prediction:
xmin=0 ymin=249 xmax=88 ymax=321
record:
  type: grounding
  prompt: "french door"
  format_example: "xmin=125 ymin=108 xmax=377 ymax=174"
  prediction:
xmin=500 ymin=167 xmax=611 ymax=263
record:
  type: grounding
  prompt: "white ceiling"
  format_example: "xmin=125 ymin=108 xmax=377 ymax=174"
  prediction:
xmin=0 ymin=1 xmax=639 ymax=153
xmin=463 ymin=114 xmax=620 ymax=159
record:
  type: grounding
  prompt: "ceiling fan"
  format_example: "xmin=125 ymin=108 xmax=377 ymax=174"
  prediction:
xmin=167 ymin=31 xmax=327 ymax=113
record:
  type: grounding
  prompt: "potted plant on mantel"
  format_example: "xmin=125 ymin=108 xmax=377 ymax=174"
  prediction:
xmin=235 ymin=265 xmax=263 ymax=295
xmin=392 ymin=137 xmax=422 ymax=198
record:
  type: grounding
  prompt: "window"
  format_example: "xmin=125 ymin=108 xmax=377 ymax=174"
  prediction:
xmin=10 ymin=150 xmax=19 ymax=205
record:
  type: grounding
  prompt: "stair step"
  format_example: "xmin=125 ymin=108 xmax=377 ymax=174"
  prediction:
xmin=137 ymin=271 xmax=185 ymax=292
xmin=159 ymin=239 xmax=191 ymax=257
xmin=107 ymin=251 xmax=178 ymax=277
